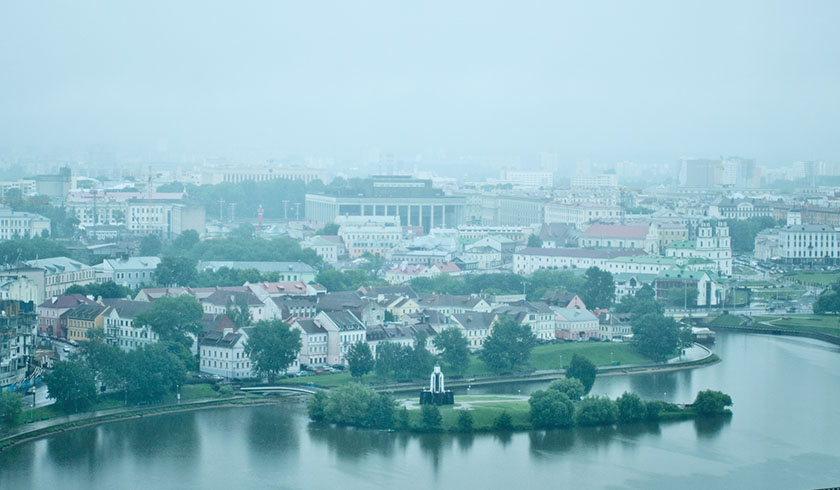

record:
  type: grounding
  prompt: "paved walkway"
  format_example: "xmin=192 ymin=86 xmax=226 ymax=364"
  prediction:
xmin=0 ymin=396 xmax=244 ymax=444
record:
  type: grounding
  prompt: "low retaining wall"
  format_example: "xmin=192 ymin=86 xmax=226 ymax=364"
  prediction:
xmin=710 ymin=324 xmax=840 ymax=346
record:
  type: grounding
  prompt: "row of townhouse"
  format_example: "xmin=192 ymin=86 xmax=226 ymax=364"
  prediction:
xmin=513 ymin=248 xmax=716 ymax=277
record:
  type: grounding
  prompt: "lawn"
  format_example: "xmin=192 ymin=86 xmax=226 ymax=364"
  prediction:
xmin=406 ymin=400 xmax=532 ymax=430
xmin=785 ymin=271 xmax=840 ymax=287
xmin=752 ymin=314 xmax=840 ymax=337
xmin=529 ymin=341 xmax=649 ymax=369
xmin=21 ymin=383 xmax=227 ymax=421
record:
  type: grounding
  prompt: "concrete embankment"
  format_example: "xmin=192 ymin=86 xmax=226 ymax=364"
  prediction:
xmin=710 ymin=324 xmax=840 ymax=346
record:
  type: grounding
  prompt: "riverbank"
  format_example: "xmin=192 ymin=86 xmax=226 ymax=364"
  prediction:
xmin=709 ymin=314 xmax=840 ymax=346
xmin=281 ymin=342 xmax=716 ymax=393
xmin=0 ymin=394 xmax=291 ymax=451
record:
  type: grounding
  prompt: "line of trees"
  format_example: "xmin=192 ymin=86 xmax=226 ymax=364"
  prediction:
xmin=43 ymin=335 xmax=189 ymax=413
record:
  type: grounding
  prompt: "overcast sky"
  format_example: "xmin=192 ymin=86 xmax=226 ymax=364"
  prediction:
xmin=1 ymin=1 xmax=838 ymax=165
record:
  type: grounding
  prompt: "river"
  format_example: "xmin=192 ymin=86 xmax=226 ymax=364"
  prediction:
xmin=2 ymin=332 xmax=840 ymax=489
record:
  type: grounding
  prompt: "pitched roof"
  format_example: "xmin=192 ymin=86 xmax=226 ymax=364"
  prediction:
xmin=201 ymin=289 xmax=264 ymax=307
xmin=451 ymin=312 xmax=497 ymax=330
xmin=65 ymin=303 xmax=109 ymax=321
xmin=582 ymin=224 xmax=650 ymax=239
xmin=321 ymin=310 xmax=365 ymax=331
xmin=552 ymin=307 xmax=597 ymax=322
xmin=516 ymin=247 xmax=646 ymax=259
xmin=102 ymin=298 xmax=153 ymax=319
xmin=357 ymin=285 xmax=419 ymax=299
xmin=38 ymin=294 xmax=99 ymax=309
xmin=294 ymin=318 xmax=326 ymax=335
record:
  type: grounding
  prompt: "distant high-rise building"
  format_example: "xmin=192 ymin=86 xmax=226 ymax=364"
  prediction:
xmin=679 ymin=158 xmax=717 ymax=188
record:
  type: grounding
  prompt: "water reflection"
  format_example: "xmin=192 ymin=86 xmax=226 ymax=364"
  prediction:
xmin=693 ymin=414 xmax=732 ymax=439
xmin=308 ymin=424 xmax=403 ymax=461
xmin=246 ymin=405 xmax=298 ymax=454
xmin=45 ymin=426 xmax=99 ymax=468
xmin=417 ymin=433 xmax=447 ymax=473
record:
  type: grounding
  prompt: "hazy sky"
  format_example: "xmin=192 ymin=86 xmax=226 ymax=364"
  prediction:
xmin=1 ymin=1 xmax=838 ymax=165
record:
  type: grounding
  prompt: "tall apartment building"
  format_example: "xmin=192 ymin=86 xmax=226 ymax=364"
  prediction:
xmin=570 ymin=174 xmax=619 ymax=189
xmin=305 ymin=176 xmax=465 ymax=233
xmin=0 ymin=300 xmax=36 ymax=388
xmin=0 ymin=206 xmax=51 ymax=239
xmin=0 ymin=180 xmax=37 ymax=198
xmin=66 ymin=190 xmax=204 ymax=237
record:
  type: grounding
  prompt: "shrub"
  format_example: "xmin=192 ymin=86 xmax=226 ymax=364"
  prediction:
xmin=365 ymin=393 xmax=396 ymax=429
xmin=616 ymin=392 xmax=646 ymax=424
xmin=548 ymin=378 xmax=585 ymax=400
xmin=574 ymin=396 xmax=618 ymax=426
xmin=218 ymin=384 xmax=234 ymax=397
xmin=457 ymin=410 xmax=474 ymax=432
xmin=529 ymin=389 xmax=574 ymax=429
xmin=693 ymin=390 xmax=733 ymax=416
xmin=0 ymin=391 xmax=23 ymax=427
xmin=644 ymin=400 xmax=665 ymax=421
xmin=324 ymin=383 xmax=378 ymax=426
xmin=307 ymin=392 xmax=328 ymax=422
xmin=396 ymin=407 xmax=410 ymax=430
xmin=421 ymin=404 xmax=443 ymax=431
xmin=493 ymin=411 xmax=513 ymax=431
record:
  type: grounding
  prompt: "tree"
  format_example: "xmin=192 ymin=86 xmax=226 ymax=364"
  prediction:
xmin=493 ymin=411 xmax=513 ymax=430
xmin=479 ymin=316 xmax=536 ymax=373
xmin=226 ymin=294 xmax=252 ymax=329
xmin=375 ymin=342 xmax=411 ymax=380
xmin=384 ymin=310 xmax=396 ymax=322
xmin=170 ymin=229 xmax=199 ymax=252
xmin=316 ymin=223 xmax=339 ymax=235
xmin=44 ymin=361 xmax=98 ymax=412
xmin=365 ymin=392 xmax=396 ymax=429
xmin=726 ymin=217 xmax=776 ymax=253
xmin=307 ymin=391 xmax=328 ymax=422
xmin=529 ymin=389 xmax=574 ymax=429
xmin=566 ymin=355 xmax=597 ymax=394
xmin=581 ymin=267 xmax=615 ymax=309
xmin=615 ymin=284 xmax=663 ymax=316
xmin=134 ymin=295 xmax=204 ymax=345
xmin=0 ymin=391 xmax=23 ymax=426
xmin=548 ymin=377 xmax=585 ymax=400
xmin=77 ymin=334 xmax=126 ymax=390
xmin=692 ymin=390 xmax=733 ymax=416
xmin=421 ymin=404 xmax=442 ymax=431
xmin=409 ymin=331 xmax=435 ymax=379
xmin=433 ymin=328 xmax=470 ymax=376
xmin=527 ymin=234 xmax=543 ymax=248
xmin=346 ymin=341 xmax=374 ymax=379
xmin=123 ymin=344 xmax=187 ymax=403
xmin=154 ymin=256 xmax=197 ymax=287
xmin=244 ymin=319 xmax=302 ymax=382
xmin=616 ymin=392 xmax=646 ymax=423
xmin=575 ymin=396 xmax=619 ymax=426
xmin=324 ymin=383 xmax=379 ymax=426
xmin=139 ymin=234 xmax=162 ymax=256
xmin=65 ymin=281 xmax=133 ymax=299
xmin=632 ymin=313 xmax=680 ymax=362
xmin=457 ymin=410 xmax=474 ymax=432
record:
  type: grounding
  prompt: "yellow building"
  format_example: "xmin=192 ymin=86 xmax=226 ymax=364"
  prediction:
xmin=65 ymin=304 xmax=109 ymax=342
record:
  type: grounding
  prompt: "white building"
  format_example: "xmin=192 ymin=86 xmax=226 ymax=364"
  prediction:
xmin=0 ymin=206 xmax=50 ymax=239
xmin=316 ymin=310 xmax=366 ymax=365
xmin=337 ymin=215 xmax=403 ymax=258
xmin=24 ymin=257 xmax=96 ymax=299
xmin=199 ymin=326 xmax=260 ymax=379
xmin=499 ymin=169 xmax=554 ymax=188
xmin=544 ymin=201 xmax=624 ymax=229
xmin=95 ymin=257 xmax=161 ymax=289
xmin=291 ymin=318 xmax=330 ymax=367
xmin=302 ymin=235 xmax=343 ymax=264
xmin=570 ymin=174 xmax=618 ymax=189
xmin=778 ymin=224 xmax=840 ymax=264
xmin=665 ymin=222 xmax=732 ymax=275
xmin=199 ymin=164 xmax=327 ymax=185
xmin=102 ymin=299 xmax=158 ymax=352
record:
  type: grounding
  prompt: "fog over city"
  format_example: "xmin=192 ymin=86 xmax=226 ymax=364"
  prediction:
xmin=2 ymin=1 xmax=839 ymax=168
xmin=2 ymin=3 xmax=840 ymax=490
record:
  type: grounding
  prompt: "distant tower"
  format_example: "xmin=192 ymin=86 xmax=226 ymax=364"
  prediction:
xmin=257 ymin=204 xmax=264 ymax=230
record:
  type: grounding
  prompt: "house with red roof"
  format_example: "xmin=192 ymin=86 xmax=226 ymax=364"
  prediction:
xmin=579 ymin=223 xmax=659 ymax=253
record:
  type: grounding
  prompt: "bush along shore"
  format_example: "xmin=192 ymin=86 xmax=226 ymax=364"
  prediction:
xmin=306 ymin=381 xmax=733 ymax=433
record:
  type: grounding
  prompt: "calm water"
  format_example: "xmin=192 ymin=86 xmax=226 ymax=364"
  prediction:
xmin=2 ymin=332 xmax=840 ymax=490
